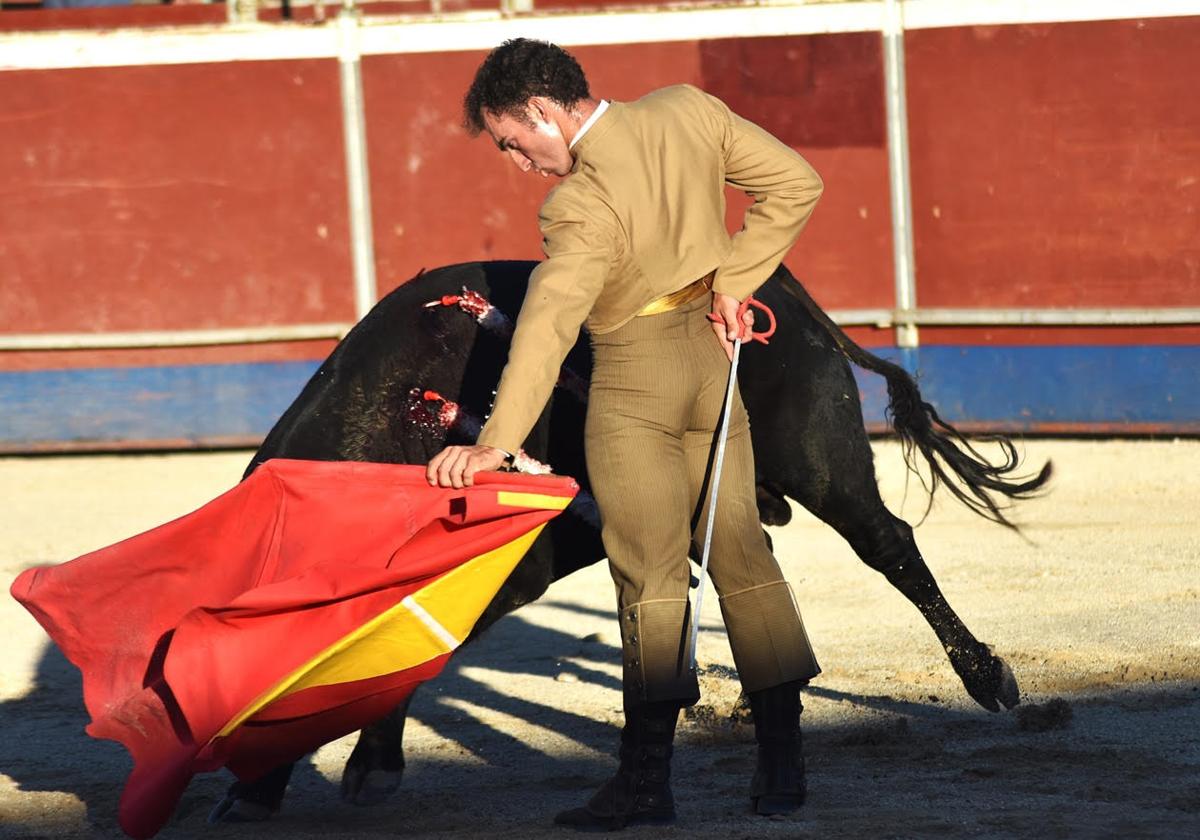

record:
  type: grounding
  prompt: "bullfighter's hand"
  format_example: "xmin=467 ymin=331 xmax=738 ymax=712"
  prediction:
xmin=426 ymin=444 xmax=509 ymax=488
xmin=710 ymin=292 xmax=756 ymax=362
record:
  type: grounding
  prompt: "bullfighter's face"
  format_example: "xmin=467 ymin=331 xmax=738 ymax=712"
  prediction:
xmin=483 ymin=99 xmax=574 ymax=178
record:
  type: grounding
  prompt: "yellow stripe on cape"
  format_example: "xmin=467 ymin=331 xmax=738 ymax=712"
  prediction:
xmin=214 ymin=521 xmax=547 ymax=739
xmin=497 ymin=490 xmax=573 ymax=511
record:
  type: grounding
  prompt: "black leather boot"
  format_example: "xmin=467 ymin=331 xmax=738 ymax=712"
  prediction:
xmin=747 ymin=680 xmax=806 ymax=815
xmin=553 ymin=700 xmax=681 ymax=831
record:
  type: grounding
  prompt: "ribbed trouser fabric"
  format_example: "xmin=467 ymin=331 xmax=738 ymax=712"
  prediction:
xmin=585 ymin=293 xmax=821 ymax=704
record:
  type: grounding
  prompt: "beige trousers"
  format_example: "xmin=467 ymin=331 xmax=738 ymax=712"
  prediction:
xmin=584 ymin=294 xmax=820 ymax=704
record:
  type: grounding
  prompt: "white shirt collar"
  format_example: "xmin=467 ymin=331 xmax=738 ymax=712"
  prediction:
xmin=569 ymin=99 xmax=609 ymax=150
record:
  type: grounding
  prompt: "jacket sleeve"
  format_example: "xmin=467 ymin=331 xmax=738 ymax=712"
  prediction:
xmin=703 ymin=90 xmax=823 ymax=301
xmin=476 ymin=192 xmax=615 ymax=455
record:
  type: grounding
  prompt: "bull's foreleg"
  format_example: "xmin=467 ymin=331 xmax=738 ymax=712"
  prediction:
xmin=208 ymin=762 xmax=293 ymax=823
xmin=209 ymin=695 xmax=414 ymax=823
xmin=340 ymin=694 xmax=413 ymax=805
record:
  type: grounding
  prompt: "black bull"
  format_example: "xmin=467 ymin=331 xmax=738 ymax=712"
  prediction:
xmin=236 ymin=259 xmax=1049 ymax=809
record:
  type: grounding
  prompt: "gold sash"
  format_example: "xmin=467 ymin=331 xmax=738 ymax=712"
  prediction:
xmin=636 ymin=271 xmax=715 ymax=317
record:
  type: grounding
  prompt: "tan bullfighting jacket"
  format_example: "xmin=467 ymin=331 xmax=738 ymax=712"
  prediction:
xmin=476 ymin=84 xmax=823 ymax=455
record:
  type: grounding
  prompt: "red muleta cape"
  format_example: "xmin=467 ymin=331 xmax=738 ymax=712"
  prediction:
xmin=11 ymin=459 xmax=578 ymax=839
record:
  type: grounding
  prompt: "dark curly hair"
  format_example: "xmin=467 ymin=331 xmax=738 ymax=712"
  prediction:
xmin=463 ymin=39 xmax=591 ymax=136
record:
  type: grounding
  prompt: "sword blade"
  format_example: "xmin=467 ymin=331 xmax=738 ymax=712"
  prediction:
xmin=689 ymin=337 xmax=742 ymax=670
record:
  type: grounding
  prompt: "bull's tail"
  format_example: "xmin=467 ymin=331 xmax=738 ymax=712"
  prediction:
xmin=778 ymin=277 xmax=1051 ymax=529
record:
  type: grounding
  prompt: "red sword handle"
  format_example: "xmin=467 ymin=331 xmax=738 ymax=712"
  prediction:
xmin=737 ymin=296 xmax=776 ymax=344
xmin=708 ymin=296 xmax=777 ymax=345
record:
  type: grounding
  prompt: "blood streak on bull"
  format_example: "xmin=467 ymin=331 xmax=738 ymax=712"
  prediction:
xmin=406 ymin=388 xmax=600 ymax=528
xmin=425 ymin=288 xmax=590 ymax=404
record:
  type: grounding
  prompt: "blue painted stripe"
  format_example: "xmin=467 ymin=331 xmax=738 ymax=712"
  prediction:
xmin=855 ymin=344 xmax=1200 ymax=430
xmin=0 ymin=361 xmax=320 ymax=447
xmin=1 ymin=345 xmax=1197 ymax=448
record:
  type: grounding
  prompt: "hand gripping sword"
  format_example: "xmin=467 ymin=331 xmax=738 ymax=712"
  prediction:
xmin=690 ymin=296 xmax=777 ymax=670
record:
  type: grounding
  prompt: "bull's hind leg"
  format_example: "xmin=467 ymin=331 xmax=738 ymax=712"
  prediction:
xmin=758 ymin=413 xmax=1019 ymax=711
xmin=821 ymin=491 xmax=1019 ymax=712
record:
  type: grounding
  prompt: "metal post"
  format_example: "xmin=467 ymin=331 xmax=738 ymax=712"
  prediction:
xmin=227 ymin=0 xmax=257 ymax=24
xmin=882 ymin=0 xmax=919 ymax=353
xmin=338 ymin=2 xmax=379 ymax=322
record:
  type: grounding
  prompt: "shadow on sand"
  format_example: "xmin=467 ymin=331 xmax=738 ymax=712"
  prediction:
xmin=0 ymin=603 xmax=625 ymax=839
xmin=4 ymin=604 xmax=1199 ymax=839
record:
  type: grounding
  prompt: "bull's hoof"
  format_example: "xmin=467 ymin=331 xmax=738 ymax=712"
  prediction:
xmin=207 ymin=794 xmax=274 ymax=825
xmin=755 ymin=485 xmax=792 ymax=527
xmin=341 ymin=768 xmax=403 ymax=806
xmin=994 ymin=656 xmax=1021 ymax=710
xmin=953 ymin=644 xmax=1021 ymax=713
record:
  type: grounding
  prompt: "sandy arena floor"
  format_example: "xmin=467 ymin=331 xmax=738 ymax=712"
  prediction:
xmin=1 ymin=439 xmax=1198 ymax=839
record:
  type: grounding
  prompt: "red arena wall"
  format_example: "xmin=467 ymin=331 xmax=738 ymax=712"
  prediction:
xmin=1 ymin=3 xmax=1197 ymax=447
xmin=906 ymin=16 xmax=1200 ymax=347
xmin=1 ymin=58 xmax=353 ymax=370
